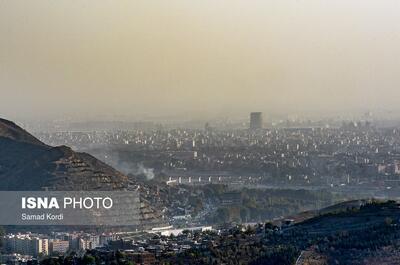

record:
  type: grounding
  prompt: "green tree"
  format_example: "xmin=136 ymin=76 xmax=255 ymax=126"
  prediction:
xmin=82 ymin=255 xmax=96 ymax=265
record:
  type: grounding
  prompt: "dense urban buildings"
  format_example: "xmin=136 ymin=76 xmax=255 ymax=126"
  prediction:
xmin=35 ymin=120 xmax=400 ymax=197
xmin=4 ymin=117 xmax=400 ymax=264
xmin=2 ymin=0 xmax=400 ymax=264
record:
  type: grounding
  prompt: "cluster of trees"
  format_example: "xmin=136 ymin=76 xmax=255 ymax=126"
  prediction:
xmin=206 ymin=187 xmax=335 ymax=223
xmin=161 ymin=183 xmax=336 ymax=224
xmin=41 ymin=251 xmax=135 ymax=265
xmin=160 ymin=200 xmax=400 ymax=265
xmin=36 ymin=200 xmax=400 ymax=265
xmin=317 ymin=216 xmax=400 ymax=263
xmin=158 ymin=225 xmax=301 ymax=265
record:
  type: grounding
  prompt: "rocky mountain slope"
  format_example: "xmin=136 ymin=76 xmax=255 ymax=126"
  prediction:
xmin=0 ymin=118 xmax=129 ymax=190
xmin=0 ymin=118 xmax=163 ymax=228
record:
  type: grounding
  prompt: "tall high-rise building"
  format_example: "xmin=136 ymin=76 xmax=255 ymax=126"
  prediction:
xmin=250 ymin=112 xmax=263 ymax=129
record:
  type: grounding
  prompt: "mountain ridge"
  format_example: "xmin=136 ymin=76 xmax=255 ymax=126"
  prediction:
xmin=0 ymin=118 xmax=44 ymax=146
xmin=0 ymin=117 xmax=164 ymax=229
xmin=0 ymin=117 xmax=128 ymax=190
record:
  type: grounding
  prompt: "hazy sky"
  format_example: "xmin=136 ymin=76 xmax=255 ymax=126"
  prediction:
xmin=1 ymin=1 xmax=400 ymax=120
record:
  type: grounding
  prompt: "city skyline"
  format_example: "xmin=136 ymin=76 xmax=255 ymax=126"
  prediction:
xmin=2 ymin=2 xmax=400 ymax=264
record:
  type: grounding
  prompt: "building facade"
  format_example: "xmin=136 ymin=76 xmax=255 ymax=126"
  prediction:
xmin=250 ymin=112 xmax=263 ymax=129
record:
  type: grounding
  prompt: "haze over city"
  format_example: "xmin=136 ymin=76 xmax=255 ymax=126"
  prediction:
xmin=4 ymin=2 xmax=400 ymax=264
xmin=2 ymin=0 xmax=400 ymax=121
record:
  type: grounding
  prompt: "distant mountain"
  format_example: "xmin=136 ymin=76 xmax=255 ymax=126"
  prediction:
xmin=0 ymin=118 xmax=43 ymax=145
xmin=0 ymin=118 xmax=165 ymax=229
xmin=0 ymin=118 xmax=129 ymax=190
